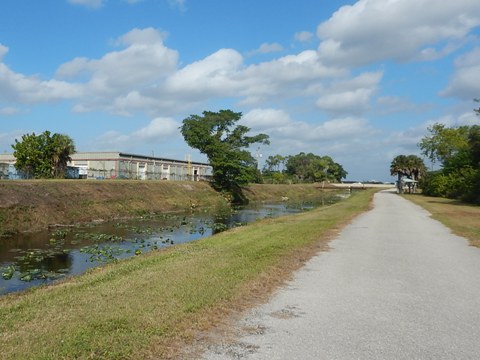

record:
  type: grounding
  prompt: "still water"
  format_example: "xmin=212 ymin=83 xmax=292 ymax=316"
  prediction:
xmin=0 ymin=193 xmax=345 ymax=295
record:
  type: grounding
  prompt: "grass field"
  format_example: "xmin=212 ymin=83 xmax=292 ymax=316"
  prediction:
xmin=0 ymin=189 xmax=376 ymax=359
xmin=404 ymin=194 xmax=480 ymax=247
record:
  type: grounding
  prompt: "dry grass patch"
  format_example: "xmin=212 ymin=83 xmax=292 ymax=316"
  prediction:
xmin=404 ymin=194 xmax=480 ymax=247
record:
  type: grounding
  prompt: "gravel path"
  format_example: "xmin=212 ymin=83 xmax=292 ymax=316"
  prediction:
xmin=201 ymin=190 xmax=480 ymax=359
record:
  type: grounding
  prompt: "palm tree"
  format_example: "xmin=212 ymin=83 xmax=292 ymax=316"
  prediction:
xmin=51 ymin=134 xmax=76 ymax=178
xmin=390 ymin=154 xmax=426 ymax=193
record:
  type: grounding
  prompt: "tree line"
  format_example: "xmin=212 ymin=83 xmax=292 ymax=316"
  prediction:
xmin=262 ymin=153 xmax=347 ymax=184
xmin=10 ymin=110 xmax=347 ymax=204
xmin=391 ymin=100 xmax=480 ymax=204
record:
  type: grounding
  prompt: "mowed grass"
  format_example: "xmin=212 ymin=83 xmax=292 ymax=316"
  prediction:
xmin=405 ymin=194 xmax=480 ymax=247
xmin=0 ymin=189 xmax=376 ymax=360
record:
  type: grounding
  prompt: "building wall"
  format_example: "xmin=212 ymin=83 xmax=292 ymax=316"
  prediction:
xmin=0 ymin=152 xmax=212 ymax=181
xmin=69 ymin=152 xmax=211 ymax=181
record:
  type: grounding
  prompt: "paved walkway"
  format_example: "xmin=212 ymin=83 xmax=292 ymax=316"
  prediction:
xmin=202 ymin=190 xmax=480 ymax=359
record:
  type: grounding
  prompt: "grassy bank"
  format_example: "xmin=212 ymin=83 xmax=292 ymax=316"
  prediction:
xmin=404 ymin=194 xmax=480 ymax=247
xmin=0 ymin=181 xmax=333 ymax=235
xmin=0 ymin=180 xmax=223 ymax=234
xmin=0 ymin=188 xmax=376 ymax=359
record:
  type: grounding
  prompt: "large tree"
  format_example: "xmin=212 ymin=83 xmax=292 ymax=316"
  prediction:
xmin=418 ymin=123 xmax=470 ymax=168
xmin=285 ymin=152 xmax=347 ymax=183
xmin=12 ymin=131 xmax=76 ymax=179
xmin=180 ymin=110 xmax=269 ymax=202
xmin=417 ymin=113 xmax=480 ymax=203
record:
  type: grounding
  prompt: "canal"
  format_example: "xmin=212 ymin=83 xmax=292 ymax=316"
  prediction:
xmin=1 ymin=192 xmax=346 ymax=295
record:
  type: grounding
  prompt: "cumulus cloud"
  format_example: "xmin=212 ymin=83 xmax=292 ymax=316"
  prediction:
xmin=440 ymin=47 xmax=480 ymax=100
xmin=241 ymin=108 xmax=292 ymax=130
xmin=95 ymin=117 xmax=181 ymax=150
xmin=1 ymin=26 xmax=350 ymax=117
xmin=131 ymin=117 xmax=179 ymax=142
xmin=240 ymin=108 xmax=375 ymax=151
xmin=238 ymin=50 xmax=346 ymax=105
xmin=317 ymin=0 xmax=480 ymax=67
xmin=55 ymin=28 xmax=179 ymax=114
xmin=0 ymin=63 xmax=82 ymax=103
xmin=164 ymin=48 xmax=243 ymax=98
xmin=315 ymin=72 xmax=382 ymax=115
xmin=67 ymin=0 xmax=104 ymax=9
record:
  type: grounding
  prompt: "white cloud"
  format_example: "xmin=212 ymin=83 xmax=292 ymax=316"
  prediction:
xmin=67 ymin=0 xmax=104 ymax=9
xmin=0 ymin=44 xmax=8 ymax=61
xmin=294 ymin=31 xmax=314 ymax=43
xmin=440 ymin=47 xmax=480 ymax=99
xmin=56 ymin=28 xmax=179 ymax=114
xmin=0 ymin=63 xmax=82 ymax=103
xmin=131 ymin=117 xmax=179 ymax=142
xmin=305 ymin=117 xmax=376 ymax=141
xmin=95 ymin=117 xmax=181 ymax=150
xmin=315 ymin=72 xmax=382 ymax=115
xmin=164 ymin=48 xmax=243 ymax=98
xmin=317 ymin=0 xmax=480 ymax=67
xmin=250 ymin=43 xmax=284 ymax=55
xmin=241 ymin=108 xmax=292 ymax=130
xmin=316 ymin=89 xmax=374 ymax=114
xmin=238 ymin=50 xmax=346 ymax=105
xmin=240 ymin=108 xmax=375 ymax=150
xmin=0 ymin=27 xmax=350 ymax=117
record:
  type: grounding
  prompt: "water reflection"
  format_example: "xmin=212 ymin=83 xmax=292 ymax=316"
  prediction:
xmin=1 ymin=192 xmax=345 ymax=295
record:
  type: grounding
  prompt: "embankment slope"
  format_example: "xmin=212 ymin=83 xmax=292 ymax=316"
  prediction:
xmin=0 ymin=181 xmax=330 ymax=234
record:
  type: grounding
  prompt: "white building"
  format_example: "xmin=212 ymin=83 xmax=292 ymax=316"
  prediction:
xmin=0 ymin=152 xmax=212 ymax=181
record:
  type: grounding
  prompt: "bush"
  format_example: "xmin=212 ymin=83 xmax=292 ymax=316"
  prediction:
xmin=421 ymin=168 xmax=480 ymax=203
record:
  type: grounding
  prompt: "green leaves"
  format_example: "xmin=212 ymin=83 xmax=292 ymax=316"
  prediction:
xmin=390 ymin=154 xmax=426 ymax=180
xmin=418 ymin=122 xmax=480 ymax=203
xmin=11 ymin=131 xmax=76 ymax=179
xmin=284 ymin=152 xmax=347 ymax=183
xmin=181 ymin=110 xmax=270 ymax=201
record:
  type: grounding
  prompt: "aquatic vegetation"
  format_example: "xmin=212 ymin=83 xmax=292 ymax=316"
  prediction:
xmin=74 ymin=232 xmax=123 ymax=243
xmin=1 ymin=197 xmax=341 ymax=293
xmin=80 ymin=244 xmax=125 ymax=263
xmin=2 ymin=265 xmax=15 ymax=280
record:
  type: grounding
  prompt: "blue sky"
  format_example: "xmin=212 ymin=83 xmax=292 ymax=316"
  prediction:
xmin=1 ymin=0 xmax=480 ymax=181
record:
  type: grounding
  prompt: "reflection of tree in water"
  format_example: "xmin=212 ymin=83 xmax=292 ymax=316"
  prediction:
xmin=12 ymin=248 xmax=73 ymax=281
xmin=41 ymin=251 xmax=73 ymax=272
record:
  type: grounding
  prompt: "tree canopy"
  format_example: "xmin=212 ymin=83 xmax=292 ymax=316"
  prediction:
xmin=284 ymin=152 xmax=347 ymax=183
xmin=180 ymin=110 xmax=269 ymax=202
xmin=390 ymin=154 xmax=426 ymax=193
xmin=390 ymin=154 xmax=426 ymax=181
xmin=12 ymin=131 xmax=76 ymax=179
xmin=416 ymin=101 xmax=480 ymax=203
